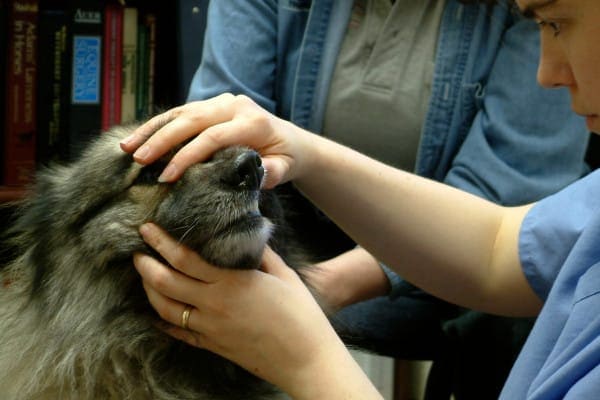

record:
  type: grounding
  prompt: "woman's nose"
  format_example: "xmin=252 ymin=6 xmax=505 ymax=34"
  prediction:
xmin=536 ymin=38 xmax=574 ymax=89
xmin=537 ymin=59 xmax=574 ymax=89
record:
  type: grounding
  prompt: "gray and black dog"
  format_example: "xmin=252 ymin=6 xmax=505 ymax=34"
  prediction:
xmin=0 ymin=125 xmax=315 ymax=400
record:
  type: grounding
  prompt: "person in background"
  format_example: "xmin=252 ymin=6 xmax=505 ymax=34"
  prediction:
xmin=188 ymin=0 xmax=588 ymax=398
xmin=123 ymin=0 xmax=600 ymax=397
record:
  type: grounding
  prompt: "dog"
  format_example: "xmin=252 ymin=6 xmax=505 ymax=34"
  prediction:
xmin=0 ymin=124 xmax=314 ymax=399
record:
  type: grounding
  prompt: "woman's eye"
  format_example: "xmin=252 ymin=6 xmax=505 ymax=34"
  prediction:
xmin=134 ymin=163 xmax=167 ymax=185
xmin=537 ymin=19 xmax=562 ymax=37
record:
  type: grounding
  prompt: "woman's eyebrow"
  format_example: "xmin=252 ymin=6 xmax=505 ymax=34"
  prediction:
xmin=520 ymin=0 xmax=558 ymax=18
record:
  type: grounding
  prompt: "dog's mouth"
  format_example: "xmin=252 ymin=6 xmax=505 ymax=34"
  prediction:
xmin=212 ymin=210 xmax=266 ymax=239
xmin=195 ymin=210 xmax=273 ymax=269
xmin=164 ymin=200 xmax=273 ymax=270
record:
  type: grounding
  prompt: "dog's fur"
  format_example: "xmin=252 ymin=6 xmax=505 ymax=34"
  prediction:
xmin=0 ymin=125 xmax=313 ymax=399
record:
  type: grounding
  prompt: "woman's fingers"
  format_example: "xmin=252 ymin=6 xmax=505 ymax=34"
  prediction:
xmin=134 ymin=250 xmax=225 ymax=342
xmin=119 ymin=105 xmax=184 ymax=151
xmin=120 ymin=94 xmax=297 ymax=186
xmin=154 ymin=117 xmax=267 ymax=183
xmin=162 ymin=324 xmax=204 ymax=348
xmin=138 ymin=223 xmax=223 ymax=283
xmin=121 ymin=94 xmax=237 ymax=158
xmin=137 ymin=265 xmax=207 ymax=349
xmin=261 ymin=246 xmax=302 ymax=282
xmin=133 ymin=252 xmax=206 ymax=306
xmin=121 ymin=94 xmax=251 ymax=163
xmin=131 ymin=116 xmax=206 ymax=166
xmin=133 ymin=234 xmax=339 ymax=387
xmin=138 ymin=268 xmax=191 ymax=325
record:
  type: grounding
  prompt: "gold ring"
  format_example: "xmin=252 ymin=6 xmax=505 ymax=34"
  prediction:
xmin=181 ymin=305 xmax=193 ymax=330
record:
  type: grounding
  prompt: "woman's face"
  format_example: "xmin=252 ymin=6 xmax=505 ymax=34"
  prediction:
xmin=517 ymin=0 xmax=600 ymax=133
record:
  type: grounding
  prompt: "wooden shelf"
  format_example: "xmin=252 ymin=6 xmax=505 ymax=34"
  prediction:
xmin=0 ymin=187 xmax=26 ymax=202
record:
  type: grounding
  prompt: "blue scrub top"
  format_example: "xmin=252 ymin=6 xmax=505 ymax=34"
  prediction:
xmin=502 ymin=169 xmax=600 ymax=399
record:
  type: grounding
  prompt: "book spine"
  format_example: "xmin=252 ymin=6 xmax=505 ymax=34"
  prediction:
xmin=36 ymin=4 xmax=68 ymax=165
xmin=135 ymin=18 xmax=148 ymax=120
xmin=145 ymin=13 xmax=156 ymax=117
xmin=4 ymin=0 xmax=39 ymax=185
xmin=101 ymin=2 xmax=123 ymax=131
xmin=66 ymin=1 xmax=103 ymax=159
xmin=121 ymin=7 xmax=137 ymax=124
xmin=0 ymin=0 xmax=8 ymax=181
xmin=176 ymin=0 xmax=208 ymax=103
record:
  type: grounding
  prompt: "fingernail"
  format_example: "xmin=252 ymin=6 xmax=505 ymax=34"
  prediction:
xmin=133 ymin=145 xmax=151 ymax=162
xmin=120 ymin=135 xmax=135 ymax=147
xmin=132 ymin=252 xmax=145 ymax=265
xmin=132 ymin=252 xmax=152 ymax=273
xmin=139 ymin=223 xmax=153 ymax=237
xmin=158 ymin=163 xmax=178 ymax=182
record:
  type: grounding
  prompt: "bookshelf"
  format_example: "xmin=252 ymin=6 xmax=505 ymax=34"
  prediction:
xmin=0 ymin=0 xmax=207 ymax=202
xmin=0 ymin=187 xmax=25 ymax=202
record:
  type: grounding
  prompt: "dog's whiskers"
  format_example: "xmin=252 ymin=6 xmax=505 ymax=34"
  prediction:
xmin=176 ymin=216 xmax=203 ymax=245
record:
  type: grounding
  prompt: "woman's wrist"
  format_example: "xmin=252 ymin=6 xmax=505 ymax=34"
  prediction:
xmin=285 ymin=125 xmax=325 ymax=183
xmin=312 ymin=248 xmax=390 ymax=310
xmin=285 ymin=333 xmax=383 ymax=400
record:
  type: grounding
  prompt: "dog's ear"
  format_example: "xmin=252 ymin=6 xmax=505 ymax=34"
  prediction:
xmin=19 ymin=129 xmax=143 ymax=231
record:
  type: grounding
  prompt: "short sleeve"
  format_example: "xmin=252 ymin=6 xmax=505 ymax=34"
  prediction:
xmin=519 ymin=170 xmax=600 ymax=300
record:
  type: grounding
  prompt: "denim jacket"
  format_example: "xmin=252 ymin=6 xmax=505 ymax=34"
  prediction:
xmin=188 ymin=0 xmax=588 ymax=205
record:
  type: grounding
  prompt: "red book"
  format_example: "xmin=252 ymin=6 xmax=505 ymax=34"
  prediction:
xmin=101 ymin=2 xmax=123 ymax=131
xmin=4 ymin=0 xmax=39 ymax=186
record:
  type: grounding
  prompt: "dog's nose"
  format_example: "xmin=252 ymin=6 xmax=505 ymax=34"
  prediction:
xmin=232 ymin=150 xmax=264 ymax=191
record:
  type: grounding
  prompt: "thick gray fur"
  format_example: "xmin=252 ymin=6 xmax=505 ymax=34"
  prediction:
xmin=0 ymin=125 xmax=311 ymax=400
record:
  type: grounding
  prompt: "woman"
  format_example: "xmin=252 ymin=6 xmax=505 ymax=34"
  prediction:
xmin=184 ymin=1 xmax=589 ymax=396
xmin=123 ymin=0 xmax=600 ymax=398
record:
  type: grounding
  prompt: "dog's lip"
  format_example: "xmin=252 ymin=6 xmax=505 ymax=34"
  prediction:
xmin=245 ymin=210 xmax=262 ymax=218
xmin=233 ymin=210 xmax=265 ymax=227
xmin=212 ymin=210 xmax=265 ymax=238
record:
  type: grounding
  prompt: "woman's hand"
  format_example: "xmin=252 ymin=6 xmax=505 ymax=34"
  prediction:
xmin=133 ymin=223 xmax=381 ymax=399
xmin=304 ymin=248 xmax=391 ymax=311
xmin=120 ymin=94 xmax=312 ymax=188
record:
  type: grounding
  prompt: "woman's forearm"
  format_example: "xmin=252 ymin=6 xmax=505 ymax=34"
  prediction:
xmin=285 ymin=333 xmax=383 ymax=400
xmin=294 ymin=131 xmax=540 ymax=315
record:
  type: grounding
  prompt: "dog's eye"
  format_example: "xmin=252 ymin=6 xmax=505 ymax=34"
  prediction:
xmin=134 ymin=163 xmax=167 ymax=185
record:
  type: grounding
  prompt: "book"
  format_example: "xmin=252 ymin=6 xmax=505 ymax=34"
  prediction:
xmin=65 ymin=0 xmax=104 ymax=159
xmin=121 ymin=7 xmax=137 ymax=124
xmin=145 ymin=13 xmax=156 ymax=117
xmin=135 ymin=16 xmax=148 ymax=120
xmin=134 ymin=11 xmax=157 ymax=120
xmin=176 ymin=0 xmax=208 ymax=103
xmin=36 ymin=0 xmax=69 ymax=165
xmin=101 ymin=2 xmax=123 ymax=131
xmin=3 ymin=0 xmax=39 ymax=185
xmin=0 ymin=0 xmax=8 ymax=181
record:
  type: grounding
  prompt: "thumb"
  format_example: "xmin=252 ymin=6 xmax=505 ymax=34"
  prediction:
xmin=260 ymin=246 xmax=300 ymax=282
xmin=261 ymin=157 xmax=292 ymax=189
